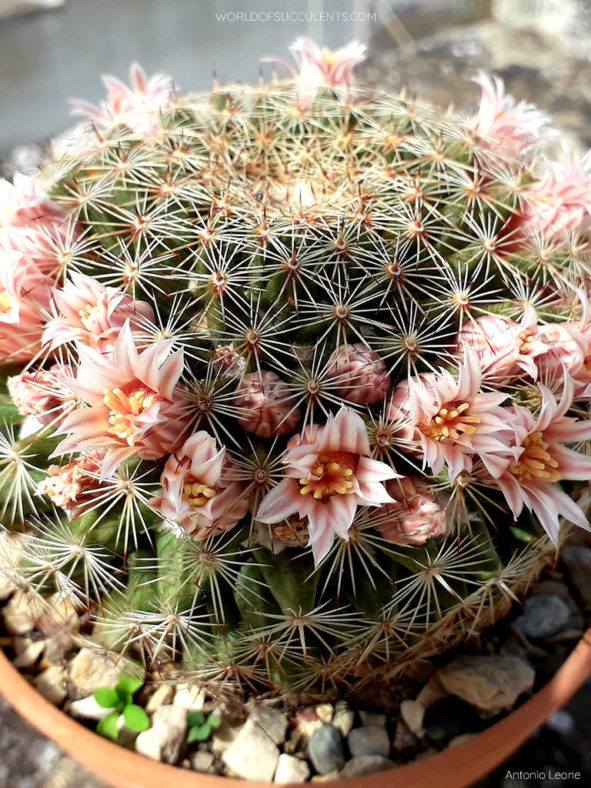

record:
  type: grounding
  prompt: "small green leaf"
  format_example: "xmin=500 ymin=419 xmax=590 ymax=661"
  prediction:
xmin=117 ymin=674 xmax=144 ymax=697
xmin=187 ymin=723 xmax=211 ymax=743
xmin=187 ymin=711 xmax=205 ymax=727
xmin=123 ymin=704 xmax=150 ymax=732
xmin=94 ymin=688 xmax=120 ymax=709
xmin=208 ymin=713 xmax=222 ymax=730
xmin=97 ymin=711 xmax=120 ymax=741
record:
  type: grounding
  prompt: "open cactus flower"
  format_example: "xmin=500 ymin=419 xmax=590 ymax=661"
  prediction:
xmin=2 ymin=41 xmax=591 ymax=754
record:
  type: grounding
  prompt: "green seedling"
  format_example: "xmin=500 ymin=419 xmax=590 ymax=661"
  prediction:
xmin=94 ymin=673 xmax=150 ymax=741
xmin=186 ymin=710 xmax=222 ymax=743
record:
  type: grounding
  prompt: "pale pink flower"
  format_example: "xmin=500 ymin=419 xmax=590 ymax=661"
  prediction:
xmin=53 ymin=323 xmax=189 ymax=476
xmin=256 ymin=407 xmax=397 ymax=565
xmin=0 ymin=250 xmax=52 ymax=362
xmin=494 ymin=380 xmax=591 ymax=543
xmin=37 ymin=455 xmax=105 ymax=519
xmin=534 ymin=322 xmax=587 ymax=380
xmin=236 ymin=371 xmax=300 ymax=438
xmin=522 ymin=153 xmax=591 ymax=241
xmin=148 ymin=431 xmax=248 ymax=540
xmin=472 ymin=73 xmax=554 ymax=156
xmin=7 ymin=364 xmax=76 ymax=427
xmin=264 ymin=38 xmax=366 ymax=110
xmin=388 ymin=351 xmax=518 ymax=480
xmin=327 ymin=343 xmax=390 ymax=405
xmin=373 ymin=476 xmax=447 ymax=546
xmin=455 ymin=309 xmax=549 ymax=384
xmin=71 ymin=63 xmax=175 ymax=138
xmin=0 ymin=173 xmax=69 ymax=278
xmin=0 ymin=174 xmax=65 ymax=227
xmin=43 ymin=272 xmax=154 ymax=352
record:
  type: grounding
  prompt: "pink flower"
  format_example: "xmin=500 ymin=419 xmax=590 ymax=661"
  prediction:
xmin=373 ymin=476 xmax=447 ymax=546
xmin=494 ymin=381 xmax=591 ymax=542
xmin=264 ymin=38 xmax=366 ymax=111
xmin=534 ymin=322 xmax=587 ymax=380
xmin=148 ymin=431 xmax=248 ymax=540
xmin=43 ymin=272 xmax=154 ymax=353
xmin=71 ymin=63 xmax=174 ymax=138
xmin=0 ymin=250 xmax=52 ymax=362
xmin=256 ymin=407 xmax=397 ymax=565
xmin=53 ymin=323 xmax=189 ymax=476
xmin=37 ymin=455 xmax=105 ymax=519
xmin=388 ymin=351 xmax=518 ymax=480
xmin=7 ymin=364 xmax=76 ymax=427
xmin=0 ymin=174 xmax=69 ymax=278
xmin=327 ymin=343 xmax=390 ymax=405
xmin=455 ymin=309 xmax=549 ymax=384
xmin=472 ymin=73 xmax=554 ymax=156
xmin=522 ymin=154 xmax=591 ymax=241
xmin=236 ymin=371 xmax=300 ymax=438
xmin=0 ymin=174 xmax=65 ymax=227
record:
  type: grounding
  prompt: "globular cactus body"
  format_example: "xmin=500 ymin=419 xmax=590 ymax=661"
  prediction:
xmin=2 ymin=50 xmax=591 ymax=699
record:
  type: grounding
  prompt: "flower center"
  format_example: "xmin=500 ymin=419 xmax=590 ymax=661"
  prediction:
xmin=0 ymin=291 xmax=15 ymax=315
xmin=321 ymin=50 xmax=339 ymax=69
xmin=103 ymin=387 xmax=157 ymax=445
xmin=299 ymin=452 xmax=356 ymax=501
xmin=509 ymin=432 xmax=561 ymax=482
xmin=519 ymin=329 xmax=535 ymax=354
xmin=423 ymin=402 xmax=480 ymax=442
xmin=78 ymin=303 xmax=104 ymax=329
xmin=182 ymin=473 xmax=217 ymax=508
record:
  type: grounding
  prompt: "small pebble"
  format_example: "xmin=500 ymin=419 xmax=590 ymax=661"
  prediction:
xmin=545 ymin=710 xmax=576 ymax=735
xmin=135 ymin=705 xmax=187 ymax=764
xmin=146 ymin=684 xmax=175 ymax=713
xmin=308 ymin=725 xmax=346 ymax=775
xmin=173 ymin=683 xmax=205 ymax=711
xmin=274 ymin=753 xmax=311 ymax=783
xmin=69 ymin=647 xmax=120 ymax=697
xmin=515 ymin=595 xmax=570 ymax=640
xmin=190 ymin=750 xmax=215 ymax=774
xmin=332 ymin=701 xmax=355 ymax=737
xmin=348 ymin=726 xmax=391 ymax=758
xmin=400 ymin=699 xmax=425 ymax=735
xmin=358 ymin=711 xmax=387 ymax=727
xmin=392 ymin=720 xmax=418 ymax=751
xmin=222 ymin=719 xmax=279 ymax=782
xmin=249 ymin=705 xmax=289 ymax=746
xmin=34 ymin=666 xmax=67 ymax=706
xmin=315 ymin=703 xmax=334 ymax=724
xmin=340 ymin=755 xmax=395 ymax=778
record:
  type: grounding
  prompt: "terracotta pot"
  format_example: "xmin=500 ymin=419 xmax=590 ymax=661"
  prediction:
xmin=1 ymin=632 xmax=591 ymax=788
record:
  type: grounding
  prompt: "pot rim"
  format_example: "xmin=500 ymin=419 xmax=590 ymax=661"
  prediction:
xmin=1 ymin=631 xmax=590 ymax=788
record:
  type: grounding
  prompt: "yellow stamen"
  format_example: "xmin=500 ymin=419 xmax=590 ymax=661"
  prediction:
xmin=0 ymin=291 xmax=14 ymax=314
xmin=509 ymin=432 xmax=561 ymax=483
xmin=182 ymin=473 xmax=218 ymax=508
xmin=298 ymin=451 xmax=357 ymax=502
xmin=423 ymin=401 xmax=481 ymax=442
xmin=103 ymin=387 xmax=157 ymax=445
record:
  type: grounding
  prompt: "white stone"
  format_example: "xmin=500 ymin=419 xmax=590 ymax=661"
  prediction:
xmin=400 ymin=700 xmax=425 ymax=736
xmin=222 ymin=719 xmax=279 ymax=782
xmin=12 ymin=638 xmax=45 ymax=667
xmin=249 ymin=705 xmax=289 ymax=746
xmin=173 ymin=683 xmax=206 ymax=711
xmin=211 ymin=720 xmax=243 ymax=753
xmin=2 ymin=590 xmax=37 ymax=634
xmin=69 ymin=647 xmax=120 ymax=696
xmin=135 ymin=705 xmax=187 ymax=764
xmin=191 ymin=750 xmax=215 ymax=773
xmin=34 ymin=666 xmax=67 ymax=705
xmin=68 ymin=695 xmax=112 ymax=721
xmin=348 ymin=725 xmax=391 ymax=758
xmin=274 ymin=753 xmax=310 ymax=783
xmin=332 ymin=701 xmax=355 ymax=737
xmin=147 ymin=684 xmax=175 ymax=713
xmin=315 ymin=703 xmax=334 ymax=724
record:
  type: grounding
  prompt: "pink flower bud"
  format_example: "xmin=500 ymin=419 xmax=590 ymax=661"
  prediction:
xmin=374 ymin=477 xmax=447 ymax=546
xmin=7 ymin=364 xmax=76 ymax=427
xmin=236 ymin=371 xmax=300 ymax=438
xmin=37 ymin=455 xmax=104 ymax=519
xmin=327 ymin=343 xmax=390 ymax=405
xmin=211 ymin=346 xmax=246 ymax=378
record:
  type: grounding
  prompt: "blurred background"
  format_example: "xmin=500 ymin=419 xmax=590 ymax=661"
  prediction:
xmin=1 ymin=0 xmax=591 ymax=785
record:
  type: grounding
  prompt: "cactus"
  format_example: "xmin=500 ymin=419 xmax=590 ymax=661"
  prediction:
xmin=2 ymin=47 xmax=591 ymax=703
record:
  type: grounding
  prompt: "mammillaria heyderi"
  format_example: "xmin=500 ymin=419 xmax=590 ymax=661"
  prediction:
xmin=1 ymin=42 xmax=591 ymax=695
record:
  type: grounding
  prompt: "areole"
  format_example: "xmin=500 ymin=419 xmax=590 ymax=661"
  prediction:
xmin=1 ymin=630 xmax=590 ymax=788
